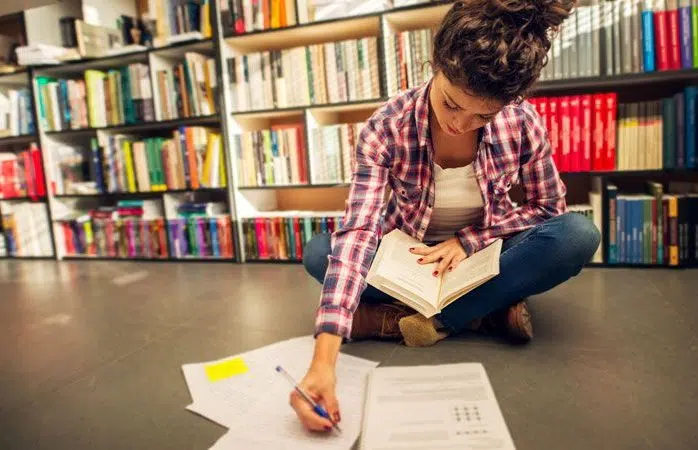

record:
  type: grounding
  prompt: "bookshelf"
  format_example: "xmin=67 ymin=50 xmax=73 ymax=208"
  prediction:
xmin=0 ymin=0 xmax=695 ymax=268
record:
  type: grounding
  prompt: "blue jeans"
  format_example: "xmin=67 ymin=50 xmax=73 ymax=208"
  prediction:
xmin=302 ymin=212 xmax=601 ymax=334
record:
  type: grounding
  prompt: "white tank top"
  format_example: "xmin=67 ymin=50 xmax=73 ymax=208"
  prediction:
xmin=423 ymin=163 xmax=484 ymax=242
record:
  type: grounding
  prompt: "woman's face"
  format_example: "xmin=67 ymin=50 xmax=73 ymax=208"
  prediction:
xmin=429 ymin=72 xmax=504 ymax=137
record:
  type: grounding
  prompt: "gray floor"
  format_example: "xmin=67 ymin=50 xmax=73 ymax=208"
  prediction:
xmin=0 ymin=261 xmax=696 ymax=450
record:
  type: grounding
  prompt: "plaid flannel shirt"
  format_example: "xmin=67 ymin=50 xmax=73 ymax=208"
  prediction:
xmin=315 ymin=81 xmax=567 ymax=339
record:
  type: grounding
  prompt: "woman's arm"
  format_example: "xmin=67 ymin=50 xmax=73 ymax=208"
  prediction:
xmin=314 ymin=119 xmax=392 ymax=339
xmin=291 ymin=118 xmax=391 ymax=431
xmin=456 ymin=104 xmax=567 ymax=256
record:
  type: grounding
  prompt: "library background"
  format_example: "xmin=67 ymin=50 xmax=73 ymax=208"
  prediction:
xmin=1 ymin=0 xmax=697 ymax=449
xmin=0 ymin=0 xmax=694 ymax=267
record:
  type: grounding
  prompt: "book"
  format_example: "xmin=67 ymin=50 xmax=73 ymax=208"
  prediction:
xmin=365 ymin=229 xmax=503 ymax=318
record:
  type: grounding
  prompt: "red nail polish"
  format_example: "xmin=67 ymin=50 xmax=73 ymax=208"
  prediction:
xmin=409 ymin=247 xmax=415 ymax=251
xmin=433 ymin=271 xmax=438 ymax=277
xmin=325 ymin=426 xmax=332 ymax=431
xmin=448 ymin=267 xmax=453 ymax=272
xmin=418 ymin=258 xmax=423 ymax=262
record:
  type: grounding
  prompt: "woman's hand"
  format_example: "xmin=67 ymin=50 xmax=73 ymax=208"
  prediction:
xmin=290 ymin=362 xmax=340 ymax=432
xmin=410 ymin=237 xmax=467 ymax=276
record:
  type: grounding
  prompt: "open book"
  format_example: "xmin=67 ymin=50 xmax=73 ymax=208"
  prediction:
xmin=366 ymin=229 xmax=502 ymax=317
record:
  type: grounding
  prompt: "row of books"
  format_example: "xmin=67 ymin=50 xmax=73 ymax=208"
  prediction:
xmin=241 ymin=212 xmax=343 ymax=261
xmin=233 ymin=124 xmax=309 ymax=187
xmin=228 ymin=37 xmax=380 ymax=112
xmin=530 ymin=88 xmax=698 ymax=172
xmin=155 ymin=52 xmax=218 ymax=121
xmin=220 ymin=0 xmax=433 ymax=34
xmin=0 ymin=144 xmax=46 ymax=198
xmin=530 ymin=93 xmax=617 ymax=172
xmin=151 ymin=0 xmax=213 ymax=45
xmin=310 ymin=122 xmax=362 ymax=184
xmin=540 ymin=0 xmax=698 ymax=81
xmin=35 ymin=76 xmax=88 ymax=131
xmin=0 ymin=88 xmax=35 ymax=137
xmin=84 ymin=64 xmax=155 ymax=128
xmin=58 ymin=200 xmax=166 ymax=258
xmin=1 ymin=202 xmax=53 ymax=257
xmin=385 ymin=28 xmax=434 ymax=96
xmin=221 ymin=0 xmax=298 ymax=34
xmin=59 ymin=214 xmax=235 ymax=259
xmin=170 ymin=201 xmax=234 ymax=258
xmin=605 ymin=181 xmax=698 ymax=266
xmin=51 ymin=127 xmax=226 ymax=195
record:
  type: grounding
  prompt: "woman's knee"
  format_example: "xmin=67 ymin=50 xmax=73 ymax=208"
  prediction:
xmin=555 ymin=212 xmax=601 ymax=265
xmin=302 ymin=233 xmax=332 ymax=283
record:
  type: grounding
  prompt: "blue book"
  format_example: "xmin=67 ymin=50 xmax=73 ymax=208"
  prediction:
xmin=635 ymin=199 xmax=644 ymax=265
xmin=608 ymin=184 xmax=618 ymax=263
xmin=684 ymin=87 xmax=697 ymax=168
xmin=642 ymin=7 xmax=657 ymax=72
xmin=616 ymin=196 xmax=625 ymax=264
xmin=676 ymin=92 xmax=686 ymax=168
xmin=680 ymin=4 xmax=693 ymax=68
xmin=210 ymin=218 xmax=220 ymax=257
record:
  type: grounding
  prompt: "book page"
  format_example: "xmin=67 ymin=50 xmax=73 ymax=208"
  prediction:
xmin=369 ymin=229 xmax=440 ymax=309
xmin=439 ymin=239 xmax=502 ymax=307
xmin=359 ymin=363 xmax=516 ymax=450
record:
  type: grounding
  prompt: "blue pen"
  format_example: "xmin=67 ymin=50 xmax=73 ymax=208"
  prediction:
xmin=275 ymin=365 xmax=342 ymax=433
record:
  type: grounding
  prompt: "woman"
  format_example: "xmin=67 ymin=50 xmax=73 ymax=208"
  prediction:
xmin=293 ymin=0 xmax=600 ymax=432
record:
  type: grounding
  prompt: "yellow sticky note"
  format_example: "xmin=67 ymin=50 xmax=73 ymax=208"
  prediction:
xmin=205 ymin=357 xmax=249 ymax=382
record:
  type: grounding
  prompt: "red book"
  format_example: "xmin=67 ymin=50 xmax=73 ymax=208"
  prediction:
xmin=604 ymin=93 xmax=618 ymax=170
xmin=580 ymin=95 xmax=593 ymax=172
xmin=548 ymin=97 xmax=560 ymax=168
xmin=655 ymin=10 xmax=671 ymax=70
xmin=592 ymin=94 xmax=606 ymax=171
xmin=569 ymin=96 xmax=582 ymax=172
xmin=559 ymin=96 xmax=571 ymax=173
xmin=651 ymin=198 xmax=658 ymax=264
xmin=667 ymin=5 xmax=681 ymax=69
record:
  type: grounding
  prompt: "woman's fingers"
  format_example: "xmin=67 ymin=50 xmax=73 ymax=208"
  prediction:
xmin=447 ymin=252 xmax=467 ymax=272
xmin=408 ymin=245 xmax=431 ymax=256
xmin=435 ymin=253 xmax=453 ymax=277
xmin=417 ymin=245 xmax=447 ymax=265
xmin=290 ymin=391 xmax=334 ymax=432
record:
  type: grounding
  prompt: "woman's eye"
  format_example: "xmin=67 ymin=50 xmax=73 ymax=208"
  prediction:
xmin=443 ymin=101 xmax=459 ymax=111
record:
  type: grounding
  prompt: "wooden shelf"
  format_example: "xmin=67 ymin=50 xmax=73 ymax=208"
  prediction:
xmin=0 ymin=255 xmax=54 ymax=260
xmin=43 ymin=114 xmax=220 ymax=136
xmin=0 ymin=195 xmax=46 ymax=202
xmin=225 ymin=15 xmax=380 ymax=55
xmin=534 ymin=69 xmax=698 ymax=95
xmin=238 ymin=183 xmax=349 ymax=190
xmin=53 ymin=188 xmax=227 ymax=200
xmin=0 ymin=134 xmax=38 ymax=146
xmin=62 ymin=255 xmax=235 ymax=263
xmin=232 ymin=98 xmax=388 ymax=117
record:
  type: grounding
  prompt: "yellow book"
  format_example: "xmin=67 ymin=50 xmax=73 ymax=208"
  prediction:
xmin=201 ymin=133 xmax=215 ymax=187
xmin=667 ymin=195 xmax=679 ymax=266
xmin=201 ymin=0 xmax=212 ymax=38
xmin=85 ymin=70 xmax=106 ymax=127
xmin=218 ymin=135 xmax=227 ymax=187
xmin=122 ymin=140 xmax=138 ymax=193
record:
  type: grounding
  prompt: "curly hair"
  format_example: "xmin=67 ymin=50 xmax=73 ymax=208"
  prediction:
xmin=432 ymin=0 xmax=576 ymax=104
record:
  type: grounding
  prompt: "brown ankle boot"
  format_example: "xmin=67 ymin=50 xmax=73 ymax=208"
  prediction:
xmin=350 ymin=302 xmax=415 ymax=340
xmin=478 ymin=300 xmax=533 ymax=343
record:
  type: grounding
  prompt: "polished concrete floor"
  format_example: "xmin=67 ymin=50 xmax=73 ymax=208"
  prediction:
xmin=0 ymin=260 xmax=696 ymax=449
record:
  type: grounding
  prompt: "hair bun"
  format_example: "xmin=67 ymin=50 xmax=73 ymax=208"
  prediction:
xmin=488 ymin=0 xmax=575 ymax=32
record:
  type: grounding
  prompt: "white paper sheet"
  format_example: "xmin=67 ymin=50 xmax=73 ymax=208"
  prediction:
xmin=359 ymin=363 xmax=516 ymax=450
xmin=182 ymin=336 xmax=378 ymax=450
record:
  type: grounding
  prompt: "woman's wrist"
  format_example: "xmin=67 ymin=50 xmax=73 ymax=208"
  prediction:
xmin=311 ymin=332 xmax=343 ymax=369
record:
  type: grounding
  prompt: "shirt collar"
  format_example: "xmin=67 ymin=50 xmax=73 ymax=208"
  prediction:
xmin=414 ymin=77 xmax=495 ymax=148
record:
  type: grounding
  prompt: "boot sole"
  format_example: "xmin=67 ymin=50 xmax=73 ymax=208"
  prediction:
xmin=398 ymin=315 xmax=448 ymax=347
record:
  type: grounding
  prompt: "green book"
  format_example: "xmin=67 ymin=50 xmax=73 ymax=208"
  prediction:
xmin=662 ymin=97 xmax=676 ymax=169
xmin=643 ymin=197 xmax=652 ymax=265
xmin=646 ymin=181 xmax=664 ymax=265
